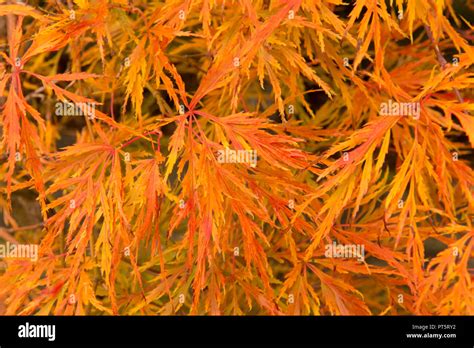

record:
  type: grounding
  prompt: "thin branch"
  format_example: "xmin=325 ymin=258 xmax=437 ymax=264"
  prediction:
xmin=424 ymin=24 xmax=465 ymax=108
xmin=6 ymin=0 xmax=15 ymax=58
xmin=0 ymin=228 xmax=18 ymax=244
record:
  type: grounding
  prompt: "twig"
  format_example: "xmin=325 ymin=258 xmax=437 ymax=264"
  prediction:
xmin=6 ymin=0 xmax=15 ymax=58
xmin=2 ymin=222 xmax=44 ymax=232
xmin=0 ymin=228 xmax=18 ymax=244
xmin=0 ymin=223 xmax=44 ymax=244
xmin=424 ymin=23 xmax=465 ymax=108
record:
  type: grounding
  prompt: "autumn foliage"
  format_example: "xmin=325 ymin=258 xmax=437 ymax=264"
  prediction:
xmin=0 ymin=0 xmax=473 ymax=315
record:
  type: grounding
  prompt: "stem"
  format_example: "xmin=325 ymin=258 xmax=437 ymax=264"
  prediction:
xmin=3 ymin=222 xmax=44 ymax=232
xmin=6 ymin=0 xmax=15 ymax=58
xmin=424 ymin=22 xmax=465 ymax=108
xmin=119 ymin=129 xmax=162 ymax=150
xmin=0 ymin=228 xmax=18 ymax=244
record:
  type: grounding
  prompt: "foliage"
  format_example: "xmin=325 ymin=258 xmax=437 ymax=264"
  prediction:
xmin=0 ymin=0 xmax=473 ymax=315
